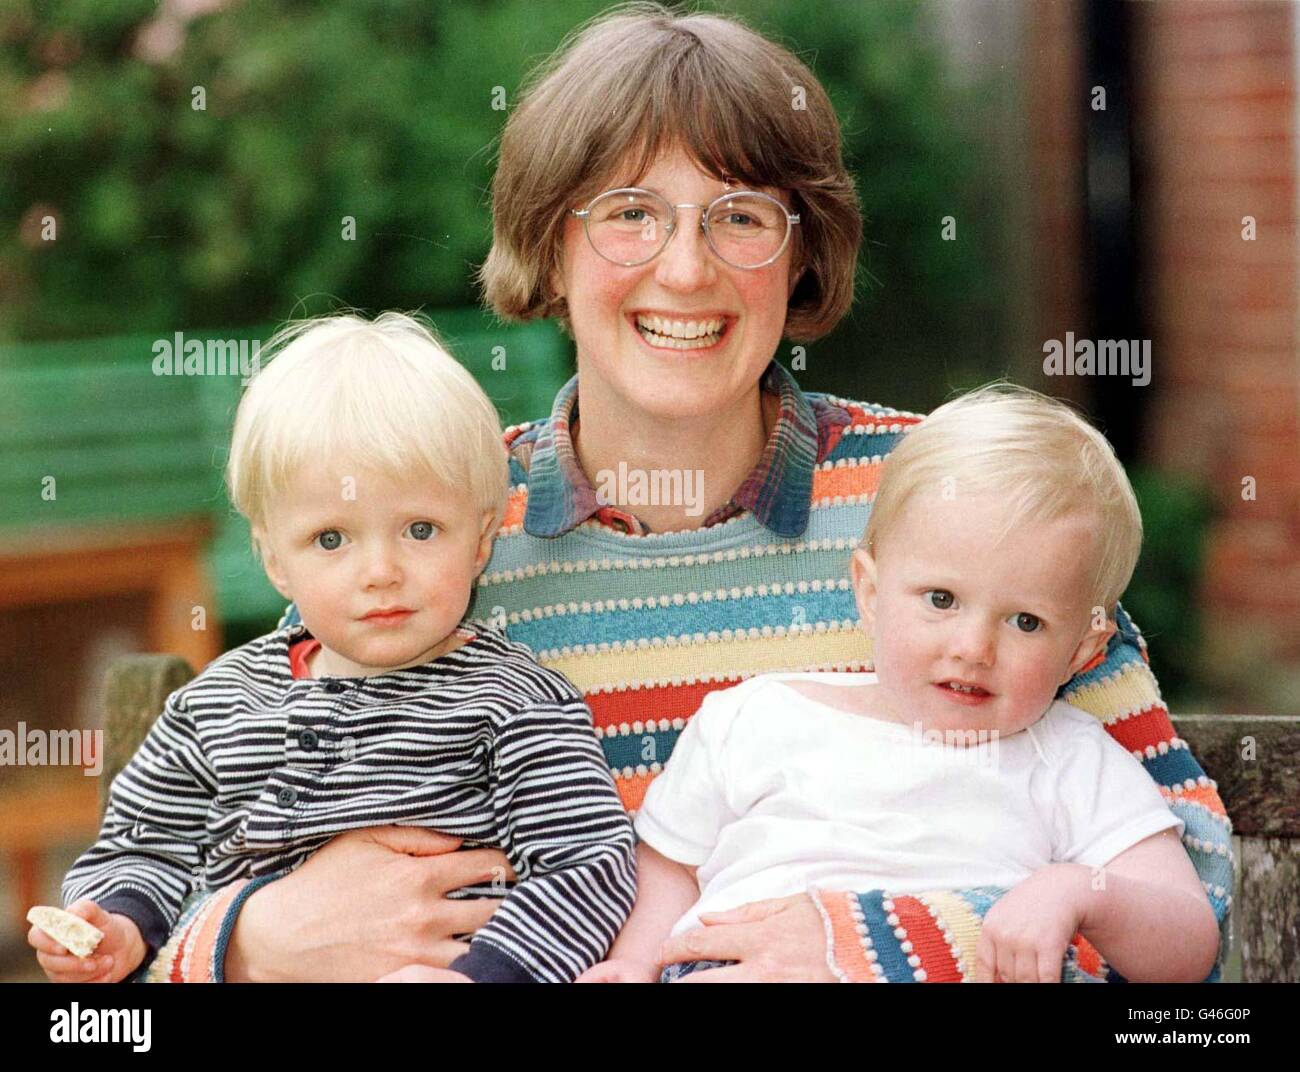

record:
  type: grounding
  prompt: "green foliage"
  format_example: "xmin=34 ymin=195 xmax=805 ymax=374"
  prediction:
xmin=731 ymin=0 xmax=1009 ymax=410
xmin=2 ymin=0 xmax=995 ymax=357
xmin=1124 ymin=467 xmax=1215 ymax=706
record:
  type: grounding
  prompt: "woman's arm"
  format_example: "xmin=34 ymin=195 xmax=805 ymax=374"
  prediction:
xmin=146 ymin=827 xmax=512 ymax=983
xmin=221 ymin=827 xmax=513 ymax=982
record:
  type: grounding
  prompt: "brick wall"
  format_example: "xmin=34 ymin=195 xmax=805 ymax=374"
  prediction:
xmin=1024 ymin=0 xmax=1088 ymax=404
xmin=1134 ymin=1 xmax=1300 ymax=712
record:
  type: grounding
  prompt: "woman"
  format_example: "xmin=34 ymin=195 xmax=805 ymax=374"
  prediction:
xmin=145 ymin=3 xmax=1230 ymax=983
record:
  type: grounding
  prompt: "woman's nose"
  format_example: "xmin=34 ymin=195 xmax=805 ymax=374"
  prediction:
xmin=655 ymin=208 xmax=716 ymax=290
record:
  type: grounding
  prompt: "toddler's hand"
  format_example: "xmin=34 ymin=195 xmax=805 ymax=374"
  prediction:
xmin=975 ymin=864 xmax=1090 ymax=983
xmin=576 ymin=957 xmax=661 ymax=983
xmin=28 ymin=900 xmax=146 ymax=984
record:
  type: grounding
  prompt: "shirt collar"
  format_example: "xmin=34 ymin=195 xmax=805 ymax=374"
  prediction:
xmin=522 ymin=359 xmax=819 ymax=539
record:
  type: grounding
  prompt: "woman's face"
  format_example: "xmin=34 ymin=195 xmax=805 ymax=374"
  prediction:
xmin=552 ymin=143 xmax=799 ymax=423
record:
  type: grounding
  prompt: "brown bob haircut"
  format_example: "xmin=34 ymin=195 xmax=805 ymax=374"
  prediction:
xmin=477 ymin=2 xmax=862 ymax=343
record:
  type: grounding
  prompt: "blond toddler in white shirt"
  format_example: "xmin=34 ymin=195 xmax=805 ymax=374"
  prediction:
xmin=580 ymin=384 xmax=1220 ymax=984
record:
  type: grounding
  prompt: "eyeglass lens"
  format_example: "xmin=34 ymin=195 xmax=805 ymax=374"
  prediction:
xmin=584 ymin=190 xmax=790 ymax=267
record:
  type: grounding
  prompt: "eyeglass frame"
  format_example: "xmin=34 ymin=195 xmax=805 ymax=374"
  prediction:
xmin=569 ymin=186 xmax=801 ymax=270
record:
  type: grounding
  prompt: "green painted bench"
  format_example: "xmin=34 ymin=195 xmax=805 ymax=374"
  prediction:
xmin=0 ymin=310 xmax=571 ymax=633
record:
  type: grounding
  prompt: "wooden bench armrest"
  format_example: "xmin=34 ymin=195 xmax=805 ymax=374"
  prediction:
xmin=102 ymin=655 xmax=196 ymax=818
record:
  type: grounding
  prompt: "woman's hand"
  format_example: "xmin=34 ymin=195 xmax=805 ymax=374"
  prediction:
xmin=656 ymin=894 xmax=837 ymax=982
xmin=29 ymin=901 xmax=146 ymax=984
xmin=224 ymin=825 xmax=514 ymax=982
xmin=975 ymin=864 xmax=1089 ymax=983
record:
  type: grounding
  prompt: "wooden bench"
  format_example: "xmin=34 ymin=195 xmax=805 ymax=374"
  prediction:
xmin=97 ymin=655 xmax=1300 ymax=982
xmin=0 ymin=518 xmax=222 ymax=673
xmin=0 ymin=776 xmax=101 ymax=934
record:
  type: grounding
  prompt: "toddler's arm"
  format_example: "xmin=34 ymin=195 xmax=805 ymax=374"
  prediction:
xmin=62 ymin=686 xmax=217 ymax=970
xmin=977 ymin=829 xmax=1219 ymax=982
xmin=1076 ymin=827 xmax=1220 ymax=981
xmin=578 ymin=842 xmax=700 ymax=982
xmin=448 ymin=698 xmax=637 ymax=982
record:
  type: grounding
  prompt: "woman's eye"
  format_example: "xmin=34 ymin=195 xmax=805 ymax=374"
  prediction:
xmin=925 ymin=590 xmax=954 ymax=610
xmin=315 ymin=530 xmax=344 ymax=551
xmin=408 ymin=521 xmax=436 ymax=541
xmin=1011 ymin=612 xmax=1042 ymax=633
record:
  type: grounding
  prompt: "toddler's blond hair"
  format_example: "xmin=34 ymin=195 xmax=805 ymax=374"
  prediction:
xmin=862 ymin=383 xmax=1143 ymax=616
xmin=226 ymin=312 xmax=509 ymax=557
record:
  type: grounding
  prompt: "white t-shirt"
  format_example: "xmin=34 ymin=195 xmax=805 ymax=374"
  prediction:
xmin=635 ymin=672 xmax=1184 ymax=936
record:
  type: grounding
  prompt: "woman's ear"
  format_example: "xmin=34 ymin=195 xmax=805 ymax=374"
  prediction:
xmin=850 ymin=547 xmax=879 ymax=633
xmin=787 ymin=264 xmax=806 ymax=301
xmin=548 ymin=248 xmax=567 ymax=301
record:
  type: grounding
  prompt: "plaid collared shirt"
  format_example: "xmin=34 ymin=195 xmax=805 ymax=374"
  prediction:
xmin=511 ymin=360 xmax=852 ymax=539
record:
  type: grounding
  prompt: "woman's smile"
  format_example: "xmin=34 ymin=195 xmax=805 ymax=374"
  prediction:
xmin=627 ymin=311 xmax=734 ymax=353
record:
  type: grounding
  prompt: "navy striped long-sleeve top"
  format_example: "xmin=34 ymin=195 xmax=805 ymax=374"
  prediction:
xmin=63 ymin=620 xmax=637 ymax=983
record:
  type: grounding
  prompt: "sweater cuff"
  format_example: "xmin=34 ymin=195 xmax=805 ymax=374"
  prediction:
xmin=144 ymin=881 xmax=250 ymax=982
xmin=95 ymin=890 xmax=170 ymax=960
xmin=211 ymin=873 xmax=285 ymax=982
xmin=450 ymin=941 xmax=539 ymax=983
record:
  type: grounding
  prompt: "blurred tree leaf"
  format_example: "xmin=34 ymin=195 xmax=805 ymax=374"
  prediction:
xmin=1 ymin=0 xmax=998 ymax=356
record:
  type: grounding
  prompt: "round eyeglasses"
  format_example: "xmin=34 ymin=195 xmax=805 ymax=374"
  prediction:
xmin=570 ymin=187 xmax=800 ymax=270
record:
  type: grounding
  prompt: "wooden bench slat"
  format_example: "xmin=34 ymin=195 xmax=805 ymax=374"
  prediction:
xmin=1171 ymin=715 xmax=1300 ymax=837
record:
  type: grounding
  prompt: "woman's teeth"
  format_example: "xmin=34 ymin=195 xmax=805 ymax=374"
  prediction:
xmin=634 ymin=314 xmax=725 ymax=349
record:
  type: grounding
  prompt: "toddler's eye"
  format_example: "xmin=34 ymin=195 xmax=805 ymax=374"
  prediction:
xmin=408 ymin=521 xmax=436 ymax=541
xmin=925 ymin=590 xmax=954 ymax=610
xmin=315 ymin=530 xmax=344 ymax=551
xmin=1011 ymin=612 xmax=1041 ymax=633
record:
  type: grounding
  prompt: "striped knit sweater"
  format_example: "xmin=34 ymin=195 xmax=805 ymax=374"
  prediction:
xmin=145 ymin=361 xmax=1233 ymax=982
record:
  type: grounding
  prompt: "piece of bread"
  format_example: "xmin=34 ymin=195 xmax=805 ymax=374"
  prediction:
xmin=26 ymin=906 xmax=105 ymax=958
